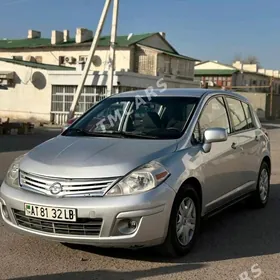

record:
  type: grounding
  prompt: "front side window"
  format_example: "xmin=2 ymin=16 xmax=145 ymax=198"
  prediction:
xmin=193 ymin=97 xmax=230 ymax=143
xmin=63 ymin=96 xmax=199 ymax=140
xmin=226 ymin=98 xmax=247 ymax=132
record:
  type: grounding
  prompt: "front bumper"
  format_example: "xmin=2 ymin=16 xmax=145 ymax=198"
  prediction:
xmin=0 ymin=181 xmax=175 ymax=248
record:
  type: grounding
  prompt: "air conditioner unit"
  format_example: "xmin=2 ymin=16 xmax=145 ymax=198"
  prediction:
xmin=65 ymin=56 xmax=76 ymax=64
xmin=79 ymin=56 xmax=87 ymax=63
xmin=0 ymin=79 xmax=8 ymax=85
xmin=26 ymin=55 xmax=36 ymax=62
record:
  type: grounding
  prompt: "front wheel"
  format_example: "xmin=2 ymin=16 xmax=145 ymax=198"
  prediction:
xmin=159 ymin=184 xmax=201 ymax=257
xmin=248 ymin=161 xmax=270 ymax=208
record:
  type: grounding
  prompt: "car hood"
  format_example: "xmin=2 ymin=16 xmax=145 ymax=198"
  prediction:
xmin=20 ymin=135 xmax=178 ymax=178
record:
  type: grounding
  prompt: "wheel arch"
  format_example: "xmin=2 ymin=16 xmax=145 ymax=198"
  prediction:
xmin=180 ymin=177 xmax=203 ymax=212
xmin=262 ymin=156 xmax=271 ymax=175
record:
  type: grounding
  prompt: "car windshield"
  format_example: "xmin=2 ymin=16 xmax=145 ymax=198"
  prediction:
xmin=63 ymin=96 xmax=199 ymax=139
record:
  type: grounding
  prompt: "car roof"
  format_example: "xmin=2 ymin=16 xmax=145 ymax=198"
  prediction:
xmin=113 ymin=88 xmax=249 ymax=103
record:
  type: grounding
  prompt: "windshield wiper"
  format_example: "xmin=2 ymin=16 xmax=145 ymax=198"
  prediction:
xmin=64 ymin=128 xmax=158 ymax=139
xmin=64 ymin=128 xmax=123 ymax=138
xmin=86 ymin=130 xmax=159 ymax=139
xmin=64 ymin=128 xmax=92 ymax=136
xmin=118 ymin=131 xmax=159 ymax=139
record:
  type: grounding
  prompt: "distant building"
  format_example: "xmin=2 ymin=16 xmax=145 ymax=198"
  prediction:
xmin=0 ymin=29 xmax=199 ymax=124
xmin=0 ymin=28 xmax=197 ymax=81
xmin=194 ymin=60 xmax=280 ymax=94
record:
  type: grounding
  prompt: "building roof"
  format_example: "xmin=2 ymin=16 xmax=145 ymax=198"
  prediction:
xmin=137 ymin=43 xmax=197 ymax=61
xmin=194 ymin=69 xmax=239 ymax=75
xmin=0 ymin=33 xmax=157 ymax=50
xmin=0 ymin=57 xmax=75 ymax=71
xmin=162 ymin=50 xmax=197 ymax=61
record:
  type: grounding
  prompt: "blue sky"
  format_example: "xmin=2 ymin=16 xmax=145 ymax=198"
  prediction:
xmin=0 ymin=0 xmax=279 ymax=69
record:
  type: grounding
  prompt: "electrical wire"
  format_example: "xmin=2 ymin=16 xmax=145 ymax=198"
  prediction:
xmin=50 ymin=51 xmax=59 ymax=62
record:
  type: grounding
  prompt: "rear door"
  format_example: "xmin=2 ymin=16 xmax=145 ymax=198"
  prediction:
xmin=225 ymin=97 xmax=260 ymax=195
xmin=193 ymin=96 xmax=243 ymax=212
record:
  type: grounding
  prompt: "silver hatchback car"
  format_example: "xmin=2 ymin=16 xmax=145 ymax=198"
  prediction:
xmin=0 ymin=89 xmax=271 ymax=257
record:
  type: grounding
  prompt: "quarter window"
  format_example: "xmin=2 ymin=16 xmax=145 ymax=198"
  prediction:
xmin=226 ymin=98 xmax=247 ymax=132
xmin=242 ymin=102 xmax=255 ymax=129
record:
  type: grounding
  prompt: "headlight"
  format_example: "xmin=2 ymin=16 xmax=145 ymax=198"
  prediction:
xmin=4 ymin=155 xmax=24 ymax=188
xmin=106 ymin=161 xmax=170 ymax=196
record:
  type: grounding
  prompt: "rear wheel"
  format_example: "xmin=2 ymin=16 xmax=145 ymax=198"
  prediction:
xmin=159 ymin=184 xmax=201 ymax=257
xmin=248 ymin=161 xmax=270 ymax=208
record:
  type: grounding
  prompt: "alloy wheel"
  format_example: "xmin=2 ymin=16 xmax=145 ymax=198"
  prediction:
xmin=259 ymin=168 xmax=269 ymax=202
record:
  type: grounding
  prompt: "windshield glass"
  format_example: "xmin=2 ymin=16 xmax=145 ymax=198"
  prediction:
xmin=63 ymin=96 xmax=199 ymax=139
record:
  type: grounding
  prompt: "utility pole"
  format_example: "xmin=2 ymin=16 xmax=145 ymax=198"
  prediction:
xmin=107 ymin=0 xmax=119 ymax=96
xmin=68 ymin=0 xmax=113 ymax=121
xmin=270 ymin=76 xmax=274 ymax=117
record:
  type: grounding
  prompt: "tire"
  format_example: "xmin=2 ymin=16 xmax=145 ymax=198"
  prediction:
xmin=159 ymin=184 xmax=201 ymax=257
xmin=248 ymin=161 xmax=270 ymax=208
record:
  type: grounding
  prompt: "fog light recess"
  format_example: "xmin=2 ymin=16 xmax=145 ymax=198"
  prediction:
xmin=2 ymin=205 xmax=10 ymax=220
xmin=118 ymin=219 xmax=138 ymax=235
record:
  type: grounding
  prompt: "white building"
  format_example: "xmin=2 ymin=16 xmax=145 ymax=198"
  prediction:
xmin=0 ymin=29 xmax=199 ymax=124
xmin=195 ymin=60 xmax=280 ymax=94
xmin=0 ymin=28 xmax=197 ymax=79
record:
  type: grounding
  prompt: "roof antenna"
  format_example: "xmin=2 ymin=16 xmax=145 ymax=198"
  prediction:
xmin=127 ymin=33 xmax=133 ymax=40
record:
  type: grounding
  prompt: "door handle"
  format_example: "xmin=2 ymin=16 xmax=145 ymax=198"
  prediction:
xmin=231 ymin=142 xmax=238 ymax=149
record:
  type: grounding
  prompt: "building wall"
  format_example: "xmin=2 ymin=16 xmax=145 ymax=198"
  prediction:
xmin=0 ymin=48 xmax=132 ymax=72
xmin=157 ymin=54 xmax=194 ymax=79
xmin=134 ymin=46 xmax=158 ymax=76
xmin=0 ymin=62 xmax=51 ymax=122
xmin=195 ymin=75 xmax=233 ymax=88
xmin=235 ymin=72 xmax=271 ymax=92
xmin=233 ymin=61 xmax=258 ymax=72
xmin=49 ymin=70 xmax=200 ymax=124
xmin=134 ymin=45 xmax=195 ymax=80
xmin=237 ymin=91 xmax=267 ymax=120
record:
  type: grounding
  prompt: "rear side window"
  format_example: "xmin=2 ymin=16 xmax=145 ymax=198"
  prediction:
xmin=241 ymin=102 xmax=255 ymax=129
xmin=226 ymin=98 xmax=247 ymax=132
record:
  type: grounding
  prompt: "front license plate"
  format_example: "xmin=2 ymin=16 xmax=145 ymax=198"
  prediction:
xmin=24 ymin=204 xmax=77 ymax=222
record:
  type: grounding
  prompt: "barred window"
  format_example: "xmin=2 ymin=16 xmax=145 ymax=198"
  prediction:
xmin=51 ymin=85 xmax=106 ymax=113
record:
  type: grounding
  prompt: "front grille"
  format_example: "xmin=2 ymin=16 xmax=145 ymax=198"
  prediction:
xmin=19 ymin=170 xmax=119 ymax=197
xmin=13 ymin=209 xmax=103 ymax=236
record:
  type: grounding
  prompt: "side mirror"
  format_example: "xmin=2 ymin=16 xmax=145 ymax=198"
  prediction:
xmin=202 ymin=127 xmax=228 ymax=153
